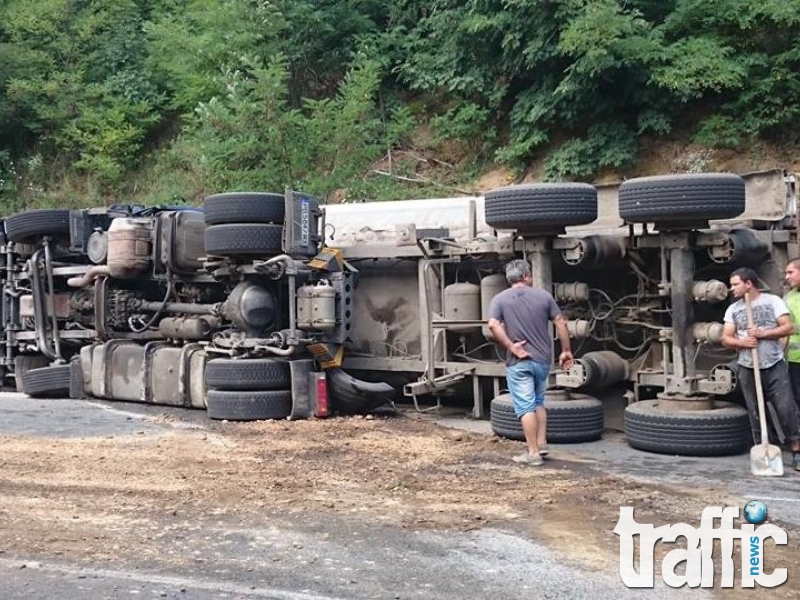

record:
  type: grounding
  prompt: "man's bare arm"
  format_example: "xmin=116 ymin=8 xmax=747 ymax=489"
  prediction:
xmin=748 ymin=314 xmax=794 ymax=340
xmin=722 ymin=322 xmax=753 ymax=350
xmin=488 ymin=317 xmax=529 ymax=359
xmin=553 ymin=314 xmax=573 ymax=369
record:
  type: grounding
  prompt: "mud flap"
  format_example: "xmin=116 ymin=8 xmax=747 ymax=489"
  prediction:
xmin=327 ymin=368 xmax=395 ymax=414
xmin=69 ymin=357 xmax=86 ymax=399
xmin=288 ymin=359 xmax=315 ymax=420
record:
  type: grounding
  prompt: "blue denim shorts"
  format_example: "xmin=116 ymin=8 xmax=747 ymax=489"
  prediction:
xmin=506 ymin=359 xmax=550 ymax=417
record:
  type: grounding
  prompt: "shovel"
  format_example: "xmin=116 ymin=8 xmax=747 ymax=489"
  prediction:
xmin=745 ymin=292 xmax=784 ymax=476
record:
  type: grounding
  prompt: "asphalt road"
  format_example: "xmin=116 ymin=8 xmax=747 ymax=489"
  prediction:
xmin=438 ymin=417 xmax=800 ymax=527
xmin=0 ymin=393 xmax=790 ymax=598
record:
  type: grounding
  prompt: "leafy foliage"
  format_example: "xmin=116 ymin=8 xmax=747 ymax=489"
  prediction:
xmin=170 ymin=55 xmax=411 ymax=200
xmin=544 ymin=123 xmax=638 ymax=181
xmin=2 ymin=0 xmax=161 ymax=192
xmin=1 ymin=0 xmax=800 ymax=206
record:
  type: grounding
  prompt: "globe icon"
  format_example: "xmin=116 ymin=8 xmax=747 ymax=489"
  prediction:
xmin=744 ymin=500 xmax=767 ymax=524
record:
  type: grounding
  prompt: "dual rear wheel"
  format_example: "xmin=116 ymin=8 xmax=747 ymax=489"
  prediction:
xmin=203 ymin=192 xmax=285 ymax=257
xmin=204 ymin=357 xmax=292 ymax=420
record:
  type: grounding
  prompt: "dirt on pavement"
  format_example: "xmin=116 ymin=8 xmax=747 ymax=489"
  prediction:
xmin=0 ymin=408 xmax=797 ymax=596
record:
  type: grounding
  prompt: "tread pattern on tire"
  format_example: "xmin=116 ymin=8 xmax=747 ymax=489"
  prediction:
xmin=21 ymin=364 xmax=72 ymax=398
xmin=14 ymin=355 xmax=51 ymax=392
xmin=490 ymin=393 xmax=604 ymax=443
xmin=5 ymin=209 xmax=71 ymax=242
xmin=484 ymin=184 xmax=598 ymax=231
xmin=618 ymin=174 xmax=745 ymax=223
xmin=327 ymin=368 xmax=395 ymax=414
xmin=205 ymin=358 xmax=291 ymax=391
xmin=206 ymin=389 xmax=292 ymax=421
xmin=204 ymin=223 xmax=283 ymax=256
xmin=204 ymin=192 xmax=285 ymax=225
xmin=624 ymin=399 xmax=749 ymax=456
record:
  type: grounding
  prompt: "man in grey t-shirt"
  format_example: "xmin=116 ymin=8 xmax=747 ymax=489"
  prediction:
xmin=488 ymin=259 xmax=573 ymax=466
xmin=721 ymin=267 xmax=800 ymax=470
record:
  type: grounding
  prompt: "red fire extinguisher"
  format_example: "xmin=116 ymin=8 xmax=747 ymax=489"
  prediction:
xmin=313 ymin=372 xmax=329 ymax=418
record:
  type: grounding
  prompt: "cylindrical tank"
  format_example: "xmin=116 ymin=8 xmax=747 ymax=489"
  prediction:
xmin=691 ymin=322 xmax=725 ymax=344
xmin=577 ymin=350 xmax=629 ymax=388
xmin=297 ymin=281 xmax=337 ymax=332
xmin=560 ymin=236 xmax=625 ymax=268
xmin=707 ymin=229 xmax=769 ymax=266
xmin=692 ymin=280 xmax=728 ymax=303
xmin=444 ymin=282 xmax=480 ymax=333
xmin=86 ymin=231 xmax=108 ymax=265
xmin=106 ymin=217 xmax=152 ymax=278
xmin=221 ymin=282 xmax=276 ymax=332
xmin=554 ymin=282 xmax=590 ymax=303
xmin=158 ymin=316 xmax=217 ymax=340
xmin=480 ymin=274 xmax=507 ymax=340
xmin=566 ymin=319 xmax=591 ymax=339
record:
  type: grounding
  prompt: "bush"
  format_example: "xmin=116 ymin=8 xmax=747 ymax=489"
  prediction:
xmin=544 ymin=123 xmax=638 ymax=181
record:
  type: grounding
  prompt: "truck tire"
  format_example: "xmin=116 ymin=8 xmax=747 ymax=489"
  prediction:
xmin=14 ymin=355 xmax=51 ymax=392
xmin=327 ymin=368 xmax=395 ymax=414
xmin=205 ymin=358 xmax=291 ymax=391
xmin=204 ymin=223 xmax=283 ymax=256
xmin=484 ymin=184 xmax=598 ymax=232
xmin=624 ymin=400 xmax=749 ymax=456
xmin=490 ymin=393 xmax=604 ymax=443
xmin=21 ymin=364 xmax=72 ymax=398
xmin=206 ymin=389 xmax=292 ymax=421
xmin=5 ymin=209 xmax=71 ymax=242
xmin=204 ymin=192 xmax=285 ymax=225
xmin=618 ymin=173 xmax=745 ymax=223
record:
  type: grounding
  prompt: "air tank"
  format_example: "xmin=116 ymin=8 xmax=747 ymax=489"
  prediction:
xmin=480 ymin=274 xmax=507 ymax=340
xmin=443 ymin=282 xmax=481 ymax=333
xmin=297 ymin=281 xmax=337 ymax=332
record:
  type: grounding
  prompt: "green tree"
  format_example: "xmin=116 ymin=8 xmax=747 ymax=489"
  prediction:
xmin=2 ymin=0 xmax=162 ymax=192
xmin=171 ymin=54 xmax=411 ymax=199
xmin=394 ymin=0 xmax=664 ymax=176
xmin=658 ymin=0 xmax=800 ymax=146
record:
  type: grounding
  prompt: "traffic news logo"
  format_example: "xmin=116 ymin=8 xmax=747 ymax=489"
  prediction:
xmin=613 ymin=502 xmax=788 ymax=588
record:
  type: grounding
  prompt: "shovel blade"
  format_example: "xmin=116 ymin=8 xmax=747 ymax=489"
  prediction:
xmin=750 ymin=444 xmax=784 ymax=477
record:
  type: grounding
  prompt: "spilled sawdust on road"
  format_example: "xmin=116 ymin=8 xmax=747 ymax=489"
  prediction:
xmin=0 ymin=410 xmax=796 ymax=595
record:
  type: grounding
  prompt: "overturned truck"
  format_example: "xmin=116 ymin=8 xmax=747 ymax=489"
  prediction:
xmin=3 ymin=169 xmax=796 ymax=456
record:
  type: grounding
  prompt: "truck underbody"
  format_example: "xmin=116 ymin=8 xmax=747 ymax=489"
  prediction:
xmin=3 ymin=169 xmax=795 ymax=457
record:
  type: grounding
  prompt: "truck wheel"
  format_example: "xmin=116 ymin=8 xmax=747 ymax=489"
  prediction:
xmin=205 ymin=358 xmax=291 ymax=391
xmin=624 ymin=400 xmax=748 ymax=456
xmin=484 ymin=184 xmax=598 ymax=232
xmin=327 ymin=368 xmax=395 ymax=414
xmin=5 ymin=209 xmax=71 ymax=242
xmin=14 ymin=355 xmax=51 ymax=392
xmin=204 ymin=192 xmax=285 ymax=225
xmin=618 ymin=173 xmax=745 ymax=224
xmin=491 ymin=393 xmax=604 ymax=443
xmin=21 ymin=364 xmax=72 ymax=398
xmin=204 ymin=223 xmax=283 ymax=256
xmin=206 ymin=389 xmax=292 ymax=420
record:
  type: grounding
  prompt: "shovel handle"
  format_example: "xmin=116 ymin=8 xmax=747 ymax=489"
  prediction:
xmin=744 ymin=292 xmax=770 ymax=447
